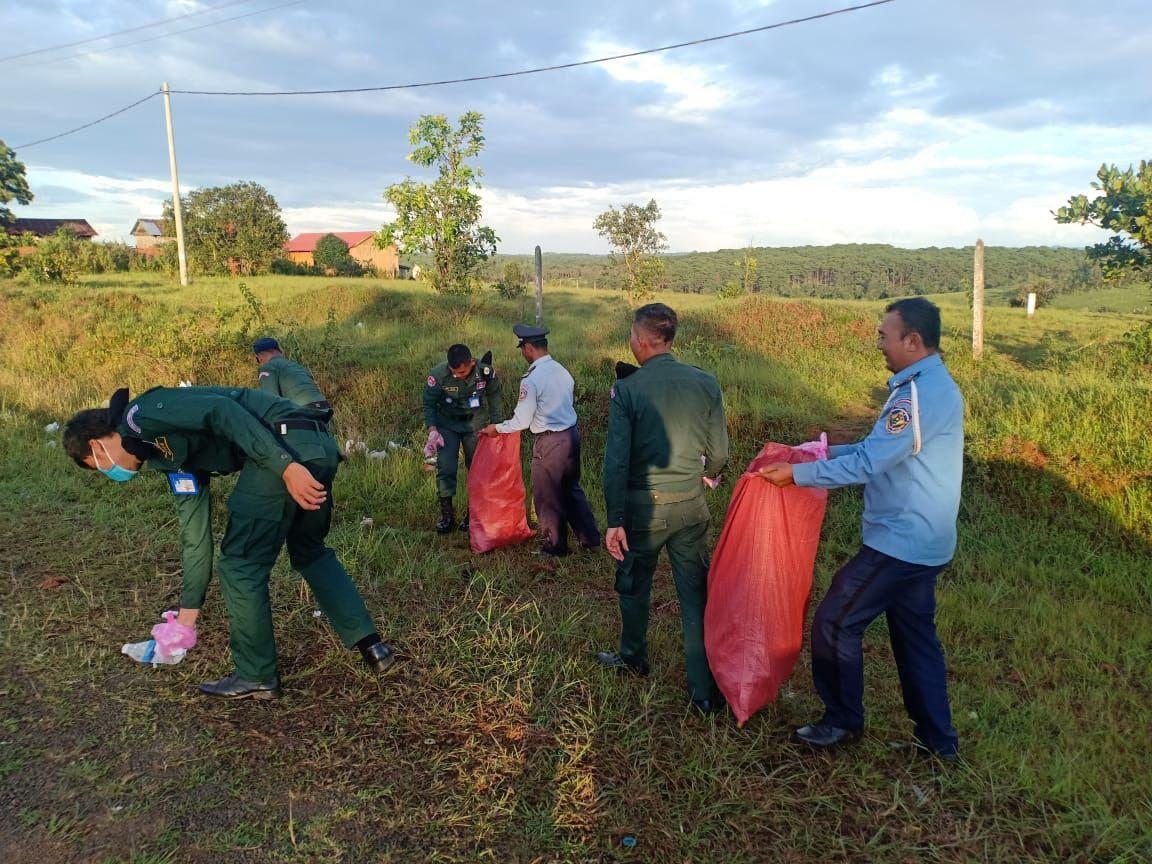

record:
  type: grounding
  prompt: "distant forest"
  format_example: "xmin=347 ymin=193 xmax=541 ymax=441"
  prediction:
xmin=486 ymin=244 xmax=1127 ymax=300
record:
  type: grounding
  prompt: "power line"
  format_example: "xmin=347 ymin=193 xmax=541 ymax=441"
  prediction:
xmin=19 ymin=0 xmax=309 ymax=70
xmin=173 ymin=0 xmax=895 ymax=96
xmin=15 ymin=91 xmax=160 ymax=150
xmin=0 ymin=0 xmax=260 ymax=64
xmin=14 ymin=0 xmax=895 ymax=149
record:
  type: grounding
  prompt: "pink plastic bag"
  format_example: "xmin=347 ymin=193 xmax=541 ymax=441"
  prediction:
xmin=151 ymin=610 xmax=197 ymax=657
xmin=467 ymin=432 xmax=534 ymax=554
xmin=704 ymin=441 xmax=829 ymax=726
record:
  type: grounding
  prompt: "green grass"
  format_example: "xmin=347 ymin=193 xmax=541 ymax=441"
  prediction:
xmin=0 ymin=273 xmax=1150 ymax=862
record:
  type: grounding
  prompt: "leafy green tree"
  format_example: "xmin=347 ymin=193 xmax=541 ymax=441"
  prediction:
xmin=164 ymin=181 xmax=289 ymax=276
xmin=1055 ymin=161 xmax=1152 ymax=277
xmin=593 ymin=199 xmax=667 ymax=303
xmin=312 ymin=233 xmax=361 ymax=275
xmin=378 ymin=112 xmax=498 ymax=294
xmin=26 ymin=226 xmax=81 ymax=285
xmin=494 ymin=260 xmax=528 ymax=298
xmin=0 ymin=139 xmax=33 ymax=229
xmin=1009 ymin=277 xmax=1055 ymax=309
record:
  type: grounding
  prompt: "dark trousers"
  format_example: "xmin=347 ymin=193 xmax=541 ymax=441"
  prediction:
xmin=218 ymin=429 xmax=377 ymax=683
xmin=616 ymin=492 xmax=716 ymax=702
xmin=531 ymin=426 xmax=600 ymax=555
xmin=435 ymin=423 xmax=479 ymax=499
xmin=811 ymin=545 xmax=958 ymax=755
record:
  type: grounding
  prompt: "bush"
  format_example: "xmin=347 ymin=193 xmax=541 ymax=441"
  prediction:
xmin=313 ymin=233 xmax=363 ymax=276
xmin=25 ymin=227 xmax=81 ymax=285
xmin=493 ymin=260 xmax=528 ymax=298
xmin=1010 ymin=278 xmax=1055 ymax=309
xmin=270 ymin=257 xmax=316 ymax=276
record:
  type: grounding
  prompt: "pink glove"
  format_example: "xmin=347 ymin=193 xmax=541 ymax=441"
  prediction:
xmin=424 ymin=429 xmax=445 ymax=457
xmin=151 ymin=610 xmax=197 ymax=658
xmin=703 ymin=475 xmax=720 ymax=490
xmin=794 ymin=432 xmax=829 ymax=461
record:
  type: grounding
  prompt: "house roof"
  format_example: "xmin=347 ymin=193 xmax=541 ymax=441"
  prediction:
xmin=283 ymin=231 xmax=376 ymax=253
xmin=131 ymin=218 xmax=165 ymax=237
xmin=9 ymin=218 xmax=98 ymax=238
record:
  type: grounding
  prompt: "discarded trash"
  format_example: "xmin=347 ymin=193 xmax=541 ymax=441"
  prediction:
xmin=312 ymin=610 xmax=323 ymax=618
xmin=47 ymin=440 xmax=58 ymax=448
xmin=344 ymin=439 xmax=369 ymax=456
xmin=177 ymin=380 xmax=193 ymax=388
xmin=122 ymin=639 xmax=186 ymax=665
xmin=911 ymin=784 xmax=928 ymax=806
xmin=359 ymin=517 xmax=374 ymax=527
xmin=355 ymin=321 xmax=364 ymax=328
xmin=44 ymin=422 xmax=60 ymax=433
xmin=387 ymin=440 xmax=403 ymax=450
xmin=368 ymin=450 xmax=388 ymax=459
xmin=622 ymin=836 xmax=637 ymax=849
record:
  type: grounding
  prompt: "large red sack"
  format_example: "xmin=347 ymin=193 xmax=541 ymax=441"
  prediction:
xmin=705 ymin=442 xmax=829 ymax=726
xmin=467 ymin=432 xmax=534 ymax=554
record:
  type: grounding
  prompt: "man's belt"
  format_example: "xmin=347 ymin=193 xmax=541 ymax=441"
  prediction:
xmin=630 ymin=487 xmax=702 ymax=504
xmin=274 ymin=418 xmax=325 ymax=435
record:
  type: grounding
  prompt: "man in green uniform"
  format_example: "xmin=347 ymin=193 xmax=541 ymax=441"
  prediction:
xmin=62 ymin=386 xmax=395 ymax=700
xmin=253 ymin=337 xmax=331 ymax=414
xmin=597 ymin=303 xmax=729 ymax=713
xmin=422 ymin=344 xmax=503 ymax=533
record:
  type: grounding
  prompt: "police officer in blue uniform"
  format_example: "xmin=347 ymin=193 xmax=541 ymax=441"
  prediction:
xmin=761 ymin=297 xmax=963 ymax=758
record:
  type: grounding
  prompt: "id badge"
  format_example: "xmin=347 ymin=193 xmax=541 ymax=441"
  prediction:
xmin=468 ymin=394 xmax=481 ymax=409
xmin=167 ymin=472 xmax=201 ymax=496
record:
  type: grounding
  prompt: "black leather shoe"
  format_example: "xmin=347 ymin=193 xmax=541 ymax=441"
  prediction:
xmin=458 ymin=515 xmax=470 ymax=532
xmin=199 ymin=673 xmax=280 ymax=700
xmin=361 ymin=641 xmax=396 ymax=673
xmin=595 ymin=651 xmax=650 ymax=677
xmin=691 ymin=697 xmax=725 ymax=715
xmin=791 ymin=723 xmax=861 ymax=748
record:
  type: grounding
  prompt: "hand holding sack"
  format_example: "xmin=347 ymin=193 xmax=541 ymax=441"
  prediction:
xmin=704 ymin=439 xmax=829 ymax=726
xmin=467 ymin=432 xmax=534 ymax=553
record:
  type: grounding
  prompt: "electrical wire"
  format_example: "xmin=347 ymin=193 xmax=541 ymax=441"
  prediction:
xmin=19 ymin=0 xmax=309 ymax=70
xmin=14 ymin=1 xmax=895 ymax=149
xmin=172 ymin=0 xmax=895 ymax=96
xmin=0 ymin=0 xmax=260 ymax=64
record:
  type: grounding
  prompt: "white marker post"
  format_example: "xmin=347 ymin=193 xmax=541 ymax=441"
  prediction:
xmin=1026 ymin=292 xmax=1037 ymax=317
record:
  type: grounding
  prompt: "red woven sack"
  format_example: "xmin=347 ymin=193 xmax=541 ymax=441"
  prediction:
xmin=704 ymin=442 xmax=828 ymax=726
xmin=467 ymin=432 xmax=534 ymax=554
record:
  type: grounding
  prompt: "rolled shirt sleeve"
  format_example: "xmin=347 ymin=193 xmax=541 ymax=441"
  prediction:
xmin=793 ymin=393 xmax=916 ymax=489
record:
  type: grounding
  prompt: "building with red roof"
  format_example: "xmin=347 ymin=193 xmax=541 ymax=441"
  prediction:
xmin=283 ymin=231 xmax=399 ymax=276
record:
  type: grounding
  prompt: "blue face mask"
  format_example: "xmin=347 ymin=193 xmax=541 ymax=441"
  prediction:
xmin=94 ymin=441 xmax=138 ymax=483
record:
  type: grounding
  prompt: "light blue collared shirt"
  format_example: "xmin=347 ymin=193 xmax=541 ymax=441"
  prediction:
xmin=792 ymin=353 xmax=964 ymax=566
xmin=496 ymin=355 xmax=578 ymax=434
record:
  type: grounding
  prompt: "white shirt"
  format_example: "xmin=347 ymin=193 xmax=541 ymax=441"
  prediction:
xmin=496 ymin=354 xmax=578 ymax=434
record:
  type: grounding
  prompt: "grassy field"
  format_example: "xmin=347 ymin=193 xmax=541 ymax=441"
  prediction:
xmin=1 ymin=273 xmax=1150 ymax=863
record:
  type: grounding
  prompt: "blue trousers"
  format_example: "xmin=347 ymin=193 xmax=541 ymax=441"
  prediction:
xmin=811 ymin=545 xmax=958 ymax=755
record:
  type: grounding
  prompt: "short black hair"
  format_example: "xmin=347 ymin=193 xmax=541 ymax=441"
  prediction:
xmin=633 ymin=303 xmax=678 ymax=344
xmin=523 ymin=337 xmax=548 ymax=349
xmin=446 ymin=344 xmax=472 ymax=368
xmin=63 ymin=408 xmax=115 ymax=469
xmin=886 ymin=297 xmax=941 ymax=350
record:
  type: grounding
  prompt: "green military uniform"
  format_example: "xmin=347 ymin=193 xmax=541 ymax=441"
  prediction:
xmin=257 ymin=355 xmax=330 ymax=411
xmin=422 ymin=359 xmax=504 ymax=498
xmin=603 ymin=353 xmax=729 ymax=702
xmin=116 ymin=385 xmax=377 ymax=683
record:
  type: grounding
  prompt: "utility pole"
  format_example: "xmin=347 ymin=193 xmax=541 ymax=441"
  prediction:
xmin=534 ymin=245 xmax=543 ymax=326
xmin=162 ymin=82 xmax=189 ymax=286
xmin=972 ymin=238 xmax=984 ymax=360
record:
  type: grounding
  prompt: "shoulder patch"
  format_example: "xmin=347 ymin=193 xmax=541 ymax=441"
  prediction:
xmin=476 ymin=379 xmax=487 ymax=390
xmin=126 ymin=404 xmax=142 ymax=433
xmin=886 ymin=399 xmax=912 ymax=434
xmin=518 ymin=385 xmax=528 ymax=402
xmin=427 ymin=375 xmax=437 ymax=387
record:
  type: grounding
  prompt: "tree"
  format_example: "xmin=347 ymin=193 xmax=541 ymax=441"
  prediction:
xmin=718 ymin=246 xmax=759 ymax=298
xmin=1009 ymin=277 xmax=1055 ymax=309
xmin=164 ymin=181 xmax=289 ymax=276
xmin=1054 ymin=161 xmax=1152 ymax=278
xmin=0 ymin=139 xmax=33 ymax=229
xmin=312 ymin=233 xmax=361 ymax=275
xmin=26 ymin=226 xmax=81 ymax=285
xmin=593 ymin=199 xmax=668 ymax=303
xmin=494 ymin=260 xmax=528 ymax=298
xmin=378 ymin=112 xmax=498 ymax=294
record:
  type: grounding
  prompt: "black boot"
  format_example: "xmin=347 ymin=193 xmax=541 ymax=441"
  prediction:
xmin=435 ymin=497 xmax=455 ymax=534
xmin=459 ymin=513 xmax=470 ymax=532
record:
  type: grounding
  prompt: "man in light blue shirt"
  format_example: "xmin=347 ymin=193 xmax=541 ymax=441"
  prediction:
xmin=481 ymin=324 xmax=600 ymax=556
xmin=760 ymin=297 xmax=962 ymax=758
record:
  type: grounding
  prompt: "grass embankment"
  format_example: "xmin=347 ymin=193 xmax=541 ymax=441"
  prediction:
xmin=0 ymin=274 xmax=1149 ymax=863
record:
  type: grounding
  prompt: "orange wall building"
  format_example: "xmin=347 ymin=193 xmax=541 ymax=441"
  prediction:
xmin=283 ymin=231 xmax=399 ymax=276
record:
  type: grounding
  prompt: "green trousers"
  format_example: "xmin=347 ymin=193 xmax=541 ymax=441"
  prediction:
xmin=435 ymin=422 xmax=479 ymax=499
xmin=614 ymin=491 xmax=717 ymax=702
xmin=217 ymin=428 xmax=376 ymax=682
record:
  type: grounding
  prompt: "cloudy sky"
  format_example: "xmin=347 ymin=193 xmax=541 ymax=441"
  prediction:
xmin=4 ymin=0 xmax=1150 ymax=251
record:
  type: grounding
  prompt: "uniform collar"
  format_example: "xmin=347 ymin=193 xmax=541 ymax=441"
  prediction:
xmin=888 ymin=352 xmax=942 ymax=389
xmin=526 ymin=354 xmax=554 ymax=374
xmin=640 ymin=351 xmax=676 ymax=367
